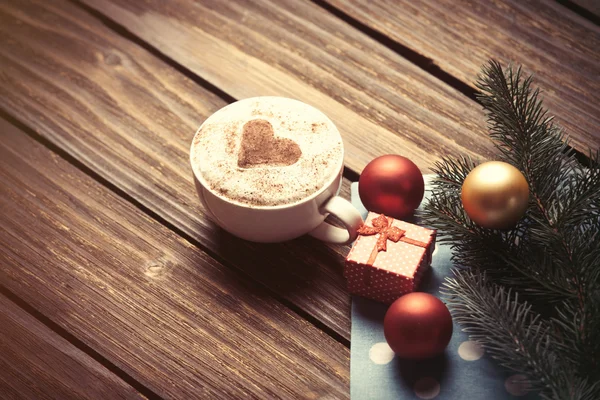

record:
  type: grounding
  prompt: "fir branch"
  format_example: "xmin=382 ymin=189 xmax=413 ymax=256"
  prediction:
xmin=429 ymin=155 xmax=476 ymax=192
xmin=443 ymin=270 xmax=600 ymax=400
xmin=474 ymin=60 xmax=600 ymax=308
xmin=441 ymin=270 xmax=565 ymax=398
xmin=423 ymin=59 xmax=600 ymax=398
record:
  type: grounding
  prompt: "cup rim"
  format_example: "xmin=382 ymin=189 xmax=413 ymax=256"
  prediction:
xmin=189 ymin=96 xmax=345 ymax=210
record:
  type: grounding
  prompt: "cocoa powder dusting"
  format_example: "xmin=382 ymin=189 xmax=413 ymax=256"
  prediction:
xmin=310 ymin=122 xmax=327 ymax=133
xmin=251 ymin=108 xmax=274 ymax=117
xmin=225 ymin=123 xmax=237 ymax=153
xmin=237 ymin=119 xmax=302 ymax=168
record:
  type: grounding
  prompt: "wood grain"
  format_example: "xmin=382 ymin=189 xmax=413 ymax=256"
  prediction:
xmin=80 ymin=0 xmax=497 ymax=171
xmin=0 ymin=0 xmax=354 ymax=340
xmin=0 ymin=293 xmax=144 ymax=400
xmin=0 ymin=117 xmax=349 ymax=398
xmin=325 ymin=0 xmax=600 ymax=153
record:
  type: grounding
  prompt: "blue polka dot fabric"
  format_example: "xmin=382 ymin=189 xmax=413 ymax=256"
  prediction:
xmin=350 ymin=179 xmax=538 ymax=400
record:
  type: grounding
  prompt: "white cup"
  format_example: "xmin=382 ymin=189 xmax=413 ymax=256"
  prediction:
xmin=190 ymin=97 xmax=363 ymax=244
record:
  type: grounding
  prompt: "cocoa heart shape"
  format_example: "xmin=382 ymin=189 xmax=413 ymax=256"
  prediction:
xmin=237 ymin=119 xmax=302 ymax=168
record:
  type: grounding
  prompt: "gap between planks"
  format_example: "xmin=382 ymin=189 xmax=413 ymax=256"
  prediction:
xmin=556 ymin=0 xmax=600 ymax=25
xmin=321 ymin=0 xmax=600 ymax=155
xmin=0 ymin=110 xmax=353 ymax=349
xmin=70 ymin=0 xmax=594 ymax=170
xmin=69 ymin=0 xmax=370 ymax=182
xmin=68 ymin=0 xmax=237 ymax=105
xmin=311 ymin=0 xmax=597 ymax=164
xmin=0 ymin=0 xmax=357 ymax=344
xmin=69 ymin=0 xmax=483 ymax=177
xmin=314 ymin=0 xmax=599 ymax=100
xmin=0 ymin=113 xmax=350 ymax=399
xmin=310 ymin=0 xmax=479 ymax=103
xmin=0 ymin=284 xmax=162 ymax=400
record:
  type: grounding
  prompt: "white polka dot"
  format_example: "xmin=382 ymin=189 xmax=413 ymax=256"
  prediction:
xmin=414 ymin=377 xmax=440 ymax=399
xmin=458 ymin=340 xmax=484 ymax=361
xmin=369 ymin=342 xmax=395 ymax=364
xmin=505 ymin=374 xmax=530 ymax=396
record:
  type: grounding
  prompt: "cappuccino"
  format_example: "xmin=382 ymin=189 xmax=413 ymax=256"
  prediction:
xmin=191 ymin=97 xmax=343 ymax=207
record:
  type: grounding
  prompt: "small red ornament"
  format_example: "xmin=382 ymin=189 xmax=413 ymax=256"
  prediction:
xmin=384 ymin=292 xmax=453 ymax=359
xmin=359 ymin=155 xmax=424 ymax=219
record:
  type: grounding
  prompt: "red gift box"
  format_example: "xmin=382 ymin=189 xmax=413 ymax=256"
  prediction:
xmin=345 ymin=212 xmax=436 ymax=304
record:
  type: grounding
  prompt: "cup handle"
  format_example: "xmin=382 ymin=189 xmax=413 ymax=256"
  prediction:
xmin=308 ymin=196 xmax=364 ymax=245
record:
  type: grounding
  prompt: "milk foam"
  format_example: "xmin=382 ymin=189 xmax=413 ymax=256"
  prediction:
xmin=191 ymin=97 xmax=343 ymax=207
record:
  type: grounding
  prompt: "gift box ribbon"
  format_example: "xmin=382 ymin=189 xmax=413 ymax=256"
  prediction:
xmin=357 ymin=214 xmax=429 ymax=266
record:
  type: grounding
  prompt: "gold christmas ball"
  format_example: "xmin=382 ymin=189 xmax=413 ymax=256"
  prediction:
xmin=461 ymin=161 xmax=529 ymax=229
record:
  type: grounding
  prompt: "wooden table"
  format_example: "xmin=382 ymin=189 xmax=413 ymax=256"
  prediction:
xmin=0 ymin=0 xmax=598 ymax=398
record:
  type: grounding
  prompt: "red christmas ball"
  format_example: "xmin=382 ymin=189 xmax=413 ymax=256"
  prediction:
xmin=384 ymin=292 xmax=453 ymax=359
xmin=358 ymin=155 xmax=424 ymax=219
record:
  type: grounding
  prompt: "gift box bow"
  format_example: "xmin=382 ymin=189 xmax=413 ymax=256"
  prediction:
xmin=357 ymin=214 xmax=429 ymax=266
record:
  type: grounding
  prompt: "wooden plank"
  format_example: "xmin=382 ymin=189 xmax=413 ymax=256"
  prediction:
xmin=0 ymin=118 xmax=349 ymax=398
xmin=325 ymin=0 xmax=600 ymax=153
xmin=0 ymin=0 xmax=353 ymax=340
xmin=79 ymin=0 xmax=497 ymax=171
xmin=0 ymin=293 xmax=144 ymax=400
